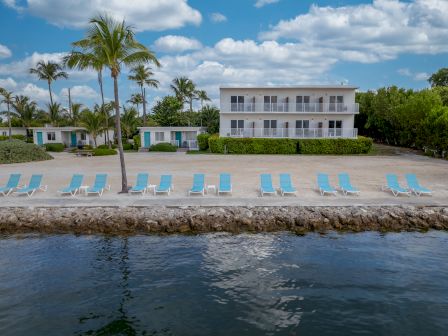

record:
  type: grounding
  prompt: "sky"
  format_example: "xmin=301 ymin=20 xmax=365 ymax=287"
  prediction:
xmin=0 ymin=0 xmax=447 ymax=111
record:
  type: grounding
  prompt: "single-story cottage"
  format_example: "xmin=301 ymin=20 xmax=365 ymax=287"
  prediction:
xmin=138 ymin=127 xmax=205 ymax=150
xmin=0 ymin=127 xmax=27 ymax=137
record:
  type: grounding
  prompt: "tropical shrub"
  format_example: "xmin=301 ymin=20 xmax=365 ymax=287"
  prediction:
xmin=133 ymin=134 xmax=141 ymax=150
xmin=92 ymin=148 xmax=117 ymax=156
xmin=297 ymin=136 xmax=372 ymax=154
xmin=44 ymin=143 xmax=65 ymax=152
xmin=122 ymin=143 xmax=133 ymax=150
xmin=148 ymin=142 xmax=177 ymax=152
xmin=0 ymin=140 xmax=53 ymax=164
xmin=97 ymin=144 xmax=117 ymax=149
xmin=0 ymin=134 xmax=26 ymax=141
xmin=197 ymin=133 xmax=211 ymax=151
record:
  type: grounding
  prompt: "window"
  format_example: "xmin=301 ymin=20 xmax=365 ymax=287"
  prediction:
xmin=47 ymin=132 xmax=56 ymax=141
xmin=155 ymin=132 xmax=164 ymax=142
xmin=329 ymin=96 xmax=344 ymax=112
xmin=296 ymin=96 xmax=310 ymax=112
xmin=296 ymin=120 xmax=310 ymax=129
xmin=329 ymin=120 xmax=342 ymax=136
xmin=264 ymin=96 xmax=278 ymax=111
xmin=231 ymin=96 xmax=244 ymax=112
xmin=230 ymin=120 xmax=244 ymax=136
xmin=263 ymin=120 xmax=277 ymax=136
xmin=80 ymin=132 xmax=86 ymax=141
xmin=1 ymin=131 xmax=6 ymax=136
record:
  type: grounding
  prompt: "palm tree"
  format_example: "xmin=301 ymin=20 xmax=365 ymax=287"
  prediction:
xmin=11 ymin=95 xmax=37 ymax=128
xmin=80 ymin=108 xmax=104 ymax=147
xmin=95 ymin=102 xmax=114 ymax=146
xmin=200 ymin=105 xmax=220 ymax=133
xmin=170 ymin=77 xmax=196 ymax=112
xmin=127 ymin=93 xmax=143 ymax=112
xmin=196 ymin=90 xmax=211 ymax=109
xmin=0 ymin=88 xmax=14 ymax=140
xmin=121 ymin=106 xmax=140 ymax=139
xmin=128 ymin=64 xmax=160 ymax=125
xmin=46 ymin=102 xmax=63 ymax=126
xmin=29 ymin=61 xmax=68 ymax=104
xmin=67 ymin=14 xmax=159 ymax=193
xmin=70 ymin=103 xmax=83 ymax=126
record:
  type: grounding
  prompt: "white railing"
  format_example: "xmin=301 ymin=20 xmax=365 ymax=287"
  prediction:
xmin=170 ymin=140 xmax=180 ymax=147
xmin=226 ymin=103 xmax=359 ymax=113
xmin=222 ymin=128 xmax=358 ymax=139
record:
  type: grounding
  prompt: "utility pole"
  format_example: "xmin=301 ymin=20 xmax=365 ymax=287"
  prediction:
xmin=68 ymin=87 xmax=72 ymax=120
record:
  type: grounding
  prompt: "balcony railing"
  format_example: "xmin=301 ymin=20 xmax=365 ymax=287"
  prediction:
xmin=154 ymin=139 xmax=199 ymax=149
xmin=225 ymin=103 xmax=359 ymax=113
xmin=221 ymin=128 xmax=358 ymax=139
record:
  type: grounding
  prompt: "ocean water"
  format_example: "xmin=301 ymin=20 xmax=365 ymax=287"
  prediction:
xmin=0 ymin=232 xmax=447 ymax=336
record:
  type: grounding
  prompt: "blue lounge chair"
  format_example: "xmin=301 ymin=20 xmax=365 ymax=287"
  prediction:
xmin=260 ymin=174 xmax=276 ymax=196
xmin=338 ymin=173 xmax=360 ymax=196
xmin=58 ymin=174 xmax=84 ymax=196
xmin=383 ymin=174 xmax=411 ymax=197
xmin=218 ymin=173 xmax=232 ymax=195
xmin=154 ymin=175 xmax=173 ymax=195
xmin=279 ymin=173 xmax=297 ymax=196
xmin=14 ymin=174 xmax=47 ymax=197
xmin=405 ymin=174 xmax=432 ymax=196
xmin=0 ymin=173 xmax=21 ymax=196
xmin=129 ymin=173 xmax=149 ymax=195
xmin=86 ymin=174 xmax=109 ymax=196
xmin=317 ymin=173 xmax=337 ymax=196
xmin=189 ymin=174 xmax=206 ymax=196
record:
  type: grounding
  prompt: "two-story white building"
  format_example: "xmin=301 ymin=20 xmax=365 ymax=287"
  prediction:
xmin=219 ymin=86 xmax=359 ymax=139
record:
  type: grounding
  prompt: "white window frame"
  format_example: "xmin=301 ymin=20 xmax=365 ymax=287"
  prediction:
xmin=155 ymin=132 xmax=165 ymax=142
xmin=47 ymin=132 xmax=56 ymax=141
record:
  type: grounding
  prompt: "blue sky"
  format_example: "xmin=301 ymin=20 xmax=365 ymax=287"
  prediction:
xmin=0 ymin=0 xmax=447 ymax=110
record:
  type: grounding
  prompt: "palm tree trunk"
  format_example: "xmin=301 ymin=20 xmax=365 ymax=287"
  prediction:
xmin=48 ymin=80 xmax=53 ymax=105
xmin=141 ymin=85 xmax=147 ymax=126
xmin=113 ymin=74 xmax=128 ymax=193
xmin=7 ymin=103 xmax=11 ymax=140
xmin=98 ymin=70 xmax=111 ymax=149
xmin=189 ymin=98 xmax=193 ymax=113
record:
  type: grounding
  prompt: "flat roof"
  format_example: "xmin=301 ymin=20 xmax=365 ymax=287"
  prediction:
xmin=138 ymin=126 xmax=203 ymax=130
xmin=29 ymin=127 xmax=86 ymax=131
xmin=220 ymin=85 xmax=358 ymax=90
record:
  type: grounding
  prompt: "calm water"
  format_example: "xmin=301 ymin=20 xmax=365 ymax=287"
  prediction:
xmin=0 ymin=232 xmax=447 ymax=336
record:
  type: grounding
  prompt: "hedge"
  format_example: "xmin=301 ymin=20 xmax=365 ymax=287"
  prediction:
xmin=92 ymin=148 xmax=117 ymax=156
xmin=0 ymin=140 xmax=53 ymax=164
xmin=44 ymin=143 xmax=65 ymax=152
xmin=208 ymin=135 xmax=373 ymax=155
xmin=122 ymin=143 xmax=133 ymax=150
xmin=197 ymin=133 xmax=211 ymax=151
xmin=0 ymin=134 xmax=26 ymax=141
xmin=133 ymin=134 xmax=141 ymax=150
xmin=97 ymin=144 xmax=117 ymax=149
xmin=148 ymin=142 xmax=177 ymax=152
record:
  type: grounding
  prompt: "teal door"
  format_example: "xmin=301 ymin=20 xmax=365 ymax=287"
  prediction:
xmin=36 ymin=132 xmax=43 ymax=145
xmin=175 ymin=131 xmax=182 ymax=147
xmin=144 ymin=132 xmax=151 ymax=147
xmin=70 ymin=132 xmax=77 ymax=147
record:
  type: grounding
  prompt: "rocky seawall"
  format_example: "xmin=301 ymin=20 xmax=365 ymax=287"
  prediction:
xmin=1 ymin=206 xmax=448 ymax=235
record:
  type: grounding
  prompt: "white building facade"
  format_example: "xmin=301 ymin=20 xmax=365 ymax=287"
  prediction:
xmin=30 ymin=126 xmax=114 ymax=147
xmin=138 ymin=127 xmax=205 ymax=150
xmin=0 ymin=127 xmax=27 ymax=137
xmin=219 ymin=86 xmax=359 ymax=139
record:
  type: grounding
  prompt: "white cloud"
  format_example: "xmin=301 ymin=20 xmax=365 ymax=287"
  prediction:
xmin=5 ymin=0 xmax=201 ymax=31
xmin=414 ymin=72 xmax=429 ymax=81
xmin=398 ymin=68 xmax=412 ymax=77
xmin=255 ymin=0 xmax=280 ymax=8
xmin=259 ymin=0 xmax=448 ymax=63
xmin=397 ymin=68 xmax=430 ymax=81
xmin=0 ymin=77 xmax=17 ymax=90
xmin=153 ymin=35 xmax=202 ymax=53
xmin=60 ymin=85 xmax=99 ymax=100
xmin=0 ymin=44 xmax=12 ymax=59
xmin=20 ymin=83 xmax=54 ymax=103
xmin=210 ymin=12 xmax=227 ymax=23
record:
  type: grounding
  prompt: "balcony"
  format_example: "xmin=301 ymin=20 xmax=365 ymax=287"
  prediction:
xmin=223 ymin=103 xmax=359 ymax=114
xmin=154 ymin=139 xmax=199 ymax=149
xmin=221 ymin=128 xmax=358 ymax=139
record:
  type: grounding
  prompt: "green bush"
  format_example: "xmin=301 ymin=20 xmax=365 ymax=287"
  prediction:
xmin=208 ymin=136 xmax=373 ymax=155
xmin=44 ymin=143 xmax=65 ymax=152
xmin=97 ymin=144 xmax=117 ymax=149
xmin=122 ymin=143 xmax=133 ymax=150
xmin=197 ymin=133 xmax=211 ymax=151
xmin=298 ymin=136 xmax=373 ymax=154
xmin=0 ymin=134 xmax=26 ymax=141
xmin=92 ymin=148 xmax=117 ymax=156
xmin=133 ymin=134 xmax=141 ymax=150
xmin=0 ymin=140 xmax=53 ymax=164
xmin=148 ymin=142 xmax=177 ymax=152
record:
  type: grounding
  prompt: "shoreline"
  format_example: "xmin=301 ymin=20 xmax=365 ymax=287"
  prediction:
xmin=1 ymin=205 xmax=447 ymax=235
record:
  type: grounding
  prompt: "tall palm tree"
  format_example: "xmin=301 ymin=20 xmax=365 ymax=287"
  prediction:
xmin=196 ymin=90 xmax=211 ymax=109
xmin=127 ymin=93 xmax=143 ymax=112
xmin=29 ymin=60 xmax=68 ymax=104
xmin=11 ymin=95 xmax=37 ymax=128
xmin=170 ymin=77 xmax=196 ymax=112
xmin=80 ymin=108 xmax=104 ymax=147
xmin=70 ymin=103 xmax=83 ymax=126
xmin=121 ymin=106 xmax=140 ymax=139
xmin=0 ymin=88 xmax=14 ymax=140
xmin=66 ymin=14 xmax=159 ymax=193
xmin=96 ymin=102 xmax=114 ymax=146
xmin=128 ymin=64 xmax=160 ymax=125
xmin=46 ymin=102 xmax=63 ymax=126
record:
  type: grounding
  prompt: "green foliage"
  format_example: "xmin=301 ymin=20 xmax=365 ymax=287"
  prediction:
xmin=199 ymin=106 xmax=220 ymax=133
xmin=92 ymin=148 xmax=117 ymax=156
xmin=0 ymin=140 xmax=53 ymax=164
xmin=133 ymin=134 xmax=141 ymax=150
xmin=122 ymin=143 xmax=133 ymax=150
xmin=0 ymin=134 xmax=26 ymax=141
xmin=428 ymin=68 xmax=448 ymax=87
xmin=421 ymin=106 xmax=448 ymax=154
xmin=298 ymin=137 xmax=372 ymax=154
xmin=44 ymin=142 xmax=65 ymax=152
xmin=152 ymin=96 xmax=184 ymax=126
xmin=197 ymin=133 xmax=211 ymax=151
xmin=208 ymin=136 xmax=372 ymax=155
xmin=97 ymin=144 xmax=117 ymax=149
xmin=148 ymin=142 xmax=177 ymax=152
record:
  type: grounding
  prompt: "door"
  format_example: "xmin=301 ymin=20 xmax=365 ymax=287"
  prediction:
xmin=175 ymin=131 xmax=182 ymax=147
xmin=37 ymin=131 xmax=43 ymax=145
xmin=71 ymin=132 xmax=77 ymax=147
xmin=144 ymin=131 xmax=151 ymax=147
